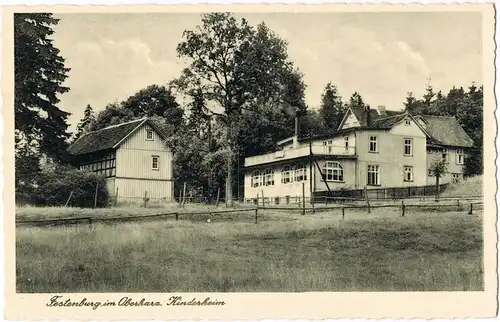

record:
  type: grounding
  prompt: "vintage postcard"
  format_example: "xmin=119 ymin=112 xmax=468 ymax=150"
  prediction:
xmin=3 ymin=3 xmax=498 ymax=320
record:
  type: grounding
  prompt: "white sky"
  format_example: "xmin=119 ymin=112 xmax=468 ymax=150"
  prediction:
xmin=52 ymin=12 xmax=482 ymax=131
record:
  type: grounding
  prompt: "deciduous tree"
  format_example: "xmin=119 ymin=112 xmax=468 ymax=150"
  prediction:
xmin=173 ymin=13 xmax=305 ymax=205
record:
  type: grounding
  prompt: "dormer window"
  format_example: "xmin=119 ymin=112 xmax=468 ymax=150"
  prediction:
xmin=405 ymin=119 xmax=411 ymax=126
xmin=146 ymin=129 xmax=154 ymax=141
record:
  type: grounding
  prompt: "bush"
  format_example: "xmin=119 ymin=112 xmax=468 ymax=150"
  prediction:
xmin=16 ymin=164 xmax=109 ymax=208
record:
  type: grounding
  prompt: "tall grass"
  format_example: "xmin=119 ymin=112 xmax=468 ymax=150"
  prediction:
xmin=441 ymin=175 xmax=483 ymax=197
xmin=16 ymin=208 xmax=483 ymax=293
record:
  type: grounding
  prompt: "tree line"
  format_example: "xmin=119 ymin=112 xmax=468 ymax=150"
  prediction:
xmin=14 ymin=13 xmax=483 ymax=204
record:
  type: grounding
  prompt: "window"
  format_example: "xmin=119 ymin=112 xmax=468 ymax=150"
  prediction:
xmin=404 ymin=138 xmax=413 ymax=156
xmin=251 ymin=170 xmax=262 ymax=188
xmin=367 ymin=164 xmax=380 ymax=185
xmin=344 ymin=136 xmax=349 ymax=150
xmin=452 ymin=173 xmax=461 ymax=183
xmin=263 ymin=169 xmax=275 ymax=186
xmin=152 ymin=156 xmax=159 ymax=170
xmin=404 ymin=166 xmax=413 ymax=182
xmin=428 ymin=169 xmax=433 ymax=176
xmin=146 ymin=129 xmax=154 ymax=141
xmin=456 ymin=149 xmax=464 ymax=164
xmin=281 ymin=166 xmax=293 ymax=184
xmin=369 ymin=136 xmax=378 ymax=153
xmin=405 ymin=119 xmax=411 ymax=126
xmin=294 ymin=163 xmax=307 ymax=181
xmin=323 ymin=161 xmax=344 ymax=182
xmin=442 ymin=148 xmax=448 ymax=162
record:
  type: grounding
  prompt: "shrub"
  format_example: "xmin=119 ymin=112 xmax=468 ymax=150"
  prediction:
xmin=16 ymin=164 xmax=109 ymax=208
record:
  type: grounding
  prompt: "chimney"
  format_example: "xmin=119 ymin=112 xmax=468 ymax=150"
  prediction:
xmin=293 ymin=115 xmax=299 ymax=148
xmin=361 ymin=106 xmax=371 ymax=127
xmin=377 ymin=105 xmax=386 ymax=116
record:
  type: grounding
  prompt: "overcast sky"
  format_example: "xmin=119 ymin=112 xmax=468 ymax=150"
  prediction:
xmin=52 ymin=12 xmax=482 ymax=130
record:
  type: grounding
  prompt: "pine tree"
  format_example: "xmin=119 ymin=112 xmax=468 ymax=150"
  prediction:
xmin=74 ymin=104 xmax=95 ymax=141
xmin=14 ymin=13 xmax=71 ymax=163
xmin=346 ymin=92 xmax=366 ymax=110
xmin=319 ymin=82 xmax=344 ymax=132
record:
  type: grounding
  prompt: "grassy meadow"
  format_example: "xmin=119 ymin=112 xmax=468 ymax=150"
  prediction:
xmin=16 ymin=206 xmax=483 ymax=292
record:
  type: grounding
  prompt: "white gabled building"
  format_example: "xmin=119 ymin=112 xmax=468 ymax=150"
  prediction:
xmin=67 ymin=118 xmax=173 ymax=203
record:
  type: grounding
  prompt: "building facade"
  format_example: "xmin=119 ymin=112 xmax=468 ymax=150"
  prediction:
xmin=68 ymin=118 xmax=173 ymax=203
xmin=243 ymin=106 xmax=474 ymax=201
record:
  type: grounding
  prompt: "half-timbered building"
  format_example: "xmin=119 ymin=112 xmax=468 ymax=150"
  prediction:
xmin=67 ymin=117 xmax=173 ymax=203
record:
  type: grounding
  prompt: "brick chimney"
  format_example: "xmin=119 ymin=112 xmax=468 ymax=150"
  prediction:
xmin=377 ymin=105 xmax=386 ymax=117
xmin=360 ymin=106 xmax=371 ymax=127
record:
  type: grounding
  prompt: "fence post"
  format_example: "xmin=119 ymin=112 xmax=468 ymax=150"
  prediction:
xmin=457 ymin=198 xmax=461 ymax=211
xmin=88 ymin=217 xmax=92 ymax=225
xmin=256 ymin=192 xmax=259 ymax=208
xmin=175 ymin=213 xmax=179 ymax=221
xmin=364 ymin=185 xmax=371 ymax=214
xmin=255 ymin=208 xmax=258 ymax=224
xmin=325 ymin=196 xmax=327 ymax=206
xmin=261 ymin=189 xmax=265 ymax=208
xmin=182 ymin=182 xmax=187 ymax=208
xmin=143 ymin=191 xmax=148 ymax=208
xmin=64 ymin=191 xmax=74 ymax=207
xmin=302 ymin=182 xmax=306 ymax=216
xmin=216 ymin=188 xmax=220 ymax=207
xmin=114 ymin=188 xmax=119 ymax=206
xmin=401 ymin=200 xmax=405 ymax=217
xmin=342 ymin=207 xmax=345 ymax=220
xmin=468 ymin=203 xmax=473 ymax=215
xmin=93 ymin=183 xmax=99 ymax=209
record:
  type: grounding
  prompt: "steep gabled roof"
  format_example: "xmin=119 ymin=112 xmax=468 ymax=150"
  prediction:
xmin=417 ymin=115 xmax=474 ymax=148
xmin=68 ymin=118 xmax=166 ymax=156
xmin=338 ymin=106 xmax=405 ymax=130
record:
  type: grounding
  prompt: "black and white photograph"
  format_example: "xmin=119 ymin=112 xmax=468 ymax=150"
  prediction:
xmin=5 ymin=3 xmax=497 ymax=320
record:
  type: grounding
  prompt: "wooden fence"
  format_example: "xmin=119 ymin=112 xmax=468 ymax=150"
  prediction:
xmin=313 ymin=183 xmax=450 ymax=200
xmin=16 ymin=208 xmax=260 ymax=228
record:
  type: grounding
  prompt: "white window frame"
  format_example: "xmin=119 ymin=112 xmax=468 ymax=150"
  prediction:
xmin=294 ymin=163 xmax=307 ymax=182
xmin=452 ymin=173 xmax=461 ymax=183
xmin=442 ymin=148 xmax=448 ymax=162
xmin=151 ymin=155 xmax=159 ymax=170
xmin=263 ymin=168 xmax=275 ymax=186
xmin=404 ymin=166 xmax=413 ymax=182
xmin=281 ymin=166 xmax=294 ymax=184
xmin=322 ymin=161 xmax=344 ymax=182
xmin=404 ymin=138 xmax=413 ymax=156
xmin=367 ymin=164 xmax=380 ymax=186
xmin=343 ymin=136 xmax=349 ymax=150
xmin=146 ymin=129 xmax=154 ymax=141
xmin=369 ymin=136 xmax=378 ymax=153
xmin=251 ymin=170 xmax=262 ymax=188
xmin=456 ymin=149 xmax=464 ymax=165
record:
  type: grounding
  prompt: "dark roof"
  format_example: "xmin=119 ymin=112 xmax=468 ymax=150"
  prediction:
xmin=68 ymin=118 xmax=149 ymax=156
xmin=418 ymin=115 xmax=474 ymax=148
xmin=350 ymin=106 xmax=404 ymax=122
xmin=371 ymin=113 xmax=409 ymax=129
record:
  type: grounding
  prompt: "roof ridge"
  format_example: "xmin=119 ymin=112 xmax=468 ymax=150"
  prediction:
xmin=420 ymin=114 xmax=456 ymax=119
xmin=373 ymin=112 xmax=407 ymax=122
xmin=87 ymin=117 xmax=148 ymax=134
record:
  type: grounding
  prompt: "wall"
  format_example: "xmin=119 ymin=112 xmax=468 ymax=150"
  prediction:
xmin=115 ymin=177 xmax=172 ymax=201
xmin=244 ymin=157 xmax=359 ymax=200
xmin=314 ymin=159 xmax=357 ymax=190
xmin=340 ymin=110 xmax=360 ymax=130
xmin=426 ymin=147 xmax=466 ymax=185
xmin=244 ymin=162 xmax=312 ymax=200
xmin=115 ymin=123 xmax=173 ymax=199
xmin=356 ymin=118 xmax=427 ymax=188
